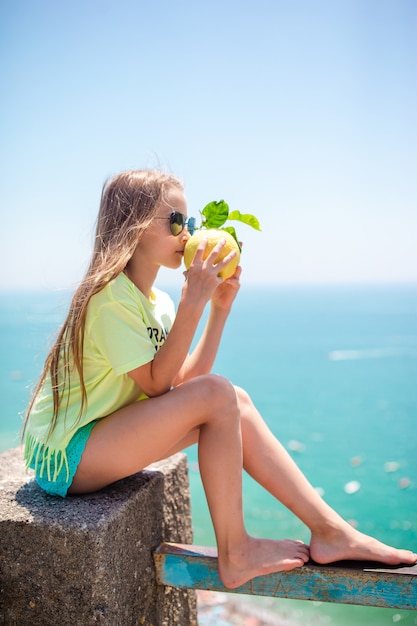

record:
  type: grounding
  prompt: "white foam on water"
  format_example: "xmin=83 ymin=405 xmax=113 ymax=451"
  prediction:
xmin=328 ymin=347 xmax=417 ymax=361
xmin=344 ymin=480 xmax=361 ymax=494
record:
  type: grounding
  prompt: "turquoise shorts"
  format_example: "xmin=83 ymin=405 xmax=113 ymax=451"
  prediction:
xmin=29 ymin=420 xmax=99 ymax=498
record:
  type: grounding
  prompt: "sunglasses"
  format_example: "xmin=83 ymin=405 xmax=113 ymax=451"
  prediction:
xmin=155 ymin=211 xmax=196 ymax=236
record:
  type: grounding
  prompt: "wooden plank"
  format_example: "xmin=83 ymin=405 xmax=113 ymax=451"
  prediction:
xmin=154 ymin=543 xmax=417 ymax=610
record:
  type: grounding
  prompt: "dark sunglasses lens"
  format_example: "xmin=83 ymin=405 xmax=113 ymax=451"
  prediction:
xmin=170 ymin=212 xmax=184 ymax=236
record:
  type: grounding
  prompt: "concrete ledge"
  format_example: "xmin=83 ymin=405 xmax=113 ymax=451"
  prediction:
xmin=0 ymin=447 xmax=198 ymax=626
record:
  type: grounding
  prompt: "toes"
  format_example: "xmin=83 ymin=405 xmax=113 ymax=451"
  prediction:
xmin=401 ymin=550 xmax=417 ymax=564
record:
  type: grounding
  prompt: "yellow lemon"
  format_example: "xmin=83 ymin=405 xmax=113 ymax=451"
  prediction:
xmin=183 ymin=229 xmax=240 ymax=280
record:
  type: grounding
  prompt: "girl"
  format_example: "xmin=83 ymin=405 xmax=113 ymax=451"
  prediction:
xmin=23 ymin=169 xmax=416 ymax=589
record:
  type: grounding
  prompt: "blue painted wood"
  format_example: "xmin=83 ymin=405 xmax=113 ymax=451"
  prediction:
xmin=154 ymin=543 xmax=417 ymax=610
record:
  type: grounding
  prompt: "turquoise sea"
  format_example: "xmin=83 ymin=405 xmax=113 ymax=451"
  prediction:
xmin=1 ymin=285 xmax=416 ymax=625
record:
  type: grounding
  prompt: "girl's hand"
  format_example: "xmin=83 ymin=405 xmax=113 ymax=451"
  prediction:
xmin=175 ymin=240 xmax=241 ymax=383
xmin=211 ymin=265 xmax=241 ymax=311
xmin=182 ymin=237 xmax=238 ymax=307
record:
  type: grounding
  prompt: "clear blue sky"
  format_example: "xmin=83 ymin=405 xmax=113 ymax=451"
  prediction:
xmin=1 ymin=0 xmax=416 ymax=290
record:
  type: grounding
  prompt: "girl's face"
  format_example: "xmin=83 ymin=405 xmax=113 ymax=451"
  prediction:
xmin=138 ymin=186 xmax=191 ymax=271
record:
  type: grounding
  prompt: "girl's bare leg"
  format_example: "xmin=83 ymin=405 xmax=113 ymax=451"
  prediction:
xmin=235 ymin=386 xmax=417 ymax=566
xmin=70 ymin=375 xmax=309 ymax=588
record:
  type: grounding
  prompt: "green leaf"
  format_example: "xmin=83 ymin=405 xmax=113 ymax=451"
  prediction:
xmin=201 ymin=200 xmax=229 ymax=228
xmin=196 ymin=199 xmax=261 ymax=255
xmin=228 ymin=210 xmax=262 ymax=231
xmin=220 ymin=226 xmax=241 ymax=251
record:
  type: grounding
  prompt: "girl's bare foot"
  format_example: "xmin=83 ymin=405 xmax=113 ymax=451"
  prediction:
xmin=218 ymin=536 xmax=310 ymax=589
xmin=310 ymin=523 xmax=417 ymax=566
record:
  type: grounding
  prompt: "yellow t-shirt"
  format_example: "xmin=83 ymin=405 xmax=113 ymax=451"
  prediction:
xmin=24 ymin=272 xmax=175 ymax=479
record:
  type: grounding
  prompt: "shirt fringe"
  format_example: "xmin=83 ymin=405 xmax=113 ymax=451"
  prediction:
xmin=24 ymin=433 xmax=69 ymax=483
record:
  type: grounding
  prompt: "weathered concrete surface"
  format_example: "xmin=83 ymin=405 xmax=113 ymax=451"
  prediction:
xmin=0 ymin=447 xmax=197 ymax=626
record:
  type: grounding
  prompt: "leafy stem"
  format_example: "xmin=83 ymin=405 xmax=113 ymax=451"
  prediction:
xmin=198 ymin=200 xmax=261 ymax=250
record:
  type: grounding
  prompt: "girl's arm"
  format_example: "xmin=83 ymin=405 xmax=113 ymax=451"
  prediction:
xmin=128 ymin=240 xmax=239 ymax=396
xmin=173 ymin=267 xmax=241 ymax=384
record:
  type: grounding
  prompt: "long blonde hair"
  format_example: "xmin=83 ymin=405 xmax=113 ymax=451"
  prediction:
xmin=23 ymin=169 xmax=183 ymax=439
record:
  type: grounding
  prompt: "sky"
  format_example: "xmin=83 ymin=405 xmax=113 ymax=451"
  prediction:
xmin=1 ymin=0 xmax=416 ymax=290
